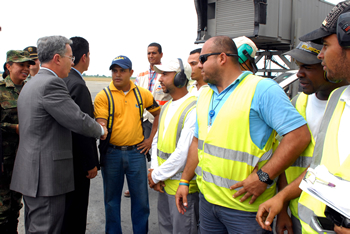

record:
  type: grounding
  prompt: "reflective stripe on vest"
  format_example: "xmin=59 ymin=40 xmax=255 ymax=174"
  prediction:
xmin=157 ymin=96 xmax=198 ymax=195
xmin=201 ymin=142 xmax=273 ymax=167
xmin=286 ymin=92 xmax=316 ymax=219
xmin=157 ymin=99 xmax=197 ymax=160
xmin=196 ymin=74 xmax=276 ymax=212
xmin=298 ymin=86 xmax=348 ymax=233
xmin=195 ymin=165 xmax=275 ymax=189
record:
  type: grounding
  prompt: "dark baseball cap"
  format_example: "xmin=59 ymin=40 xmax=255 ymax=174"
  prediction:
xmin=23 ymin=46 xmax=38 ymax=59
xmin=284 ymin=41 xmax=323 ymax=64
xmin=299 ymin=1 xmax=350 ymax=43
xmin=109 ymin=55 xmax=132 ymax=70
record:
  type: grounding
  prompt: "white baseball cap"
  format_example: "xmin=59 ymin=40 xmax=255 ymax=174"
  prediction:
xmin=154 ymin=58 xmax=192 ymax=80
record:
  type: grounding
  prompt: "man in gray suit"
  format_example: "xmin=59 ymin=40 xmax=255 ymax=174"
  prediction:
xmin=10 ymin=35 xmax=107 ymax=234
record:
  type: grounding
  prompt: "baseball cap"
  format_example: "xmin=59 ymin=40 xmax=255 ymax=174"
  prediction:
xmin=299 ymin=1 xmax=350 ymax=43
xmin=6 ymin=50 xmax=35 ymax=65
xmin=284 ymin=41 xmax=322 ymax=64
xmin=23 ymin=46 xmax=38 ymax=59
xmin=153 ymin=58 xmax=192 ymax=80
xmin=109 ymin=55 xmax=132 ymax=70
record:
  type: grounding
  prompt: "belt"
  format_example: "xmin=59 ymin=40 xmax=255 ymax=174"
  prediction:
xmin=109 ymin=144 xmax=138 ymax=151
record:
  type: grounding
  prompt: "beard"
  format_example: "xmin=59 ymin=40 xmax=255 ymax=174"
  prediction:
xmin=326 ymin=49 xmax=349 ymax=82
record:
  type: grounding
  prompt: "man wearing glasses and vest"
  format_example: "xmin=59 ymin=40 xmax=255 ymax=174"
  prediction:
xmin=175 ymin=35 xmax=311 ymax=233
xmin=148 ymin=58 xmax=199 ymax=233
xmin=257 ymin=2 xmax=350 ymax=233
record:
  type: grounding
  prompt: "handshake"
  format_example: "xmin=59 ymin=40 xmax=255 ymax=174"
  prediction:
xmin=99 ymin=122 xmax=108 ymax=141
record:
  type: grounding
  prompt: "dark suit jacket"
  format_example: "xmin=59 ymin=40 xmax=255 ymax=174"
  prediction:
xmin=63 ymin=69 xmax=99 ymax=175
xmin=10 ymin=68 xmax=102 ymax=197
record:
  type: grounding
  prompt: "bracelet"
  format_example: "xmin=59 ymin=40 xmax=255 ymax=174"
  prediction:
xmin=180 ymin=179 xmax=189 ymax=183
xmin=179 ymin=182 xmax=189 ymax=186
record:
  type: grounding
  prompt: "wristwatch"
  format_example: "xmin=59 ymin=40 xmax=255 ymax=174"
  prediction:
xmin=257 ymin=169 xmax=273 ymax=185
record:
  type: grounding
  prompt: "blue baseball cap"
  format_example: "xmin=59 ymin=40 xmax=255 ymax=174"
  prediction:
xmin=109 ymin=55 xmax=132 ymax=70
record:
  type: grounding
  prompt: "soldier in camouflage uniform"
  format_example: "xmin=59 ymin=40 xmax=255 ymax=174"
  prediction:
xmin=0 ymin=50 xmax=35 ymax=233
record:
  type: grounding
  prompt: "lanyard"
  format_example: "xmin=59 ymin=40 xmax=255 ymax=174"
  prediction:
xmin=148 ymin=69 xmax=157 ymax=91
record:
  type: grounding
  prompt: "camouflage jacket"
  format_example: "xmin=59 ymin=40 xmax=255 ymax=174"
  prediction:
xmin=0 ymin=77 xmax=23 ymax=156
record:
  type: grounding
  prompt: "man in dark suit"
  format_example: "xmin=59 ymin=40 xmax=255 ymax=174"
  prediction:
xmin=10 ymin=35 xmax=107 ymax=234
xmin=61 ymin=36 xmax=99 ymax=234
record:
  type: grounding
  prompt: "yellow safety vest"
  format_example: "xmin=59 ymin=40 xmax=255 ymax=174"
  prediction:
xmin=285 ymin=93 xmax=316 ymax=219
xmin=157 ymin=95 xmax=198 ymax=195
xmin=195 ymin=74 xmax=276 ymax=212
xmin=299 ymin=86 xmax=350 ymax=233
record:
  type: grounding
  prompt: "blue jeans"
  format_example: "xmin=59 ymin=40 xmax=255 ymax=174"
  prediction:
xmin=101 ymin=146 xmax=149 ymax=234
xmin=199 ymin=193 xmax=273 ymax=234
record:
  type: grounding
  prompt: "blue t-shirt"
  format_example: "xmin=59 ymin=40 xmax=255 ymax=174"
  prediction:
xmin=194 ymin=71 xmax=306 ymax=149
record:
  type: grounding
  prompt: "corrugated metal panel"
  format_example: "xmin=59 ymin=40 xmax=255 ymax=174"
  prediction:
xmin=292 ymin=0 xmax=334 ymax=46
xmin=216 ymin=0 xmax=255 ymax=37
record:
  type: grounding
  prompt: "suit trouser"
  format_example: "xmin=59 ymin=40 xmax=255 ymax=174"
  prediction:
xmin=23 ymin=194 xmax=65 ymax=234
xmin=61 ymin=173 xmax=90 ymax=234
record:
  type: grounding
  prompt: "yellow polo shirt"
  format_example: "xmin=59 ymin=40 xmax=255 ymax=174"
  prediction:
xmin=94 ymin=81 xmax=160 ymax=146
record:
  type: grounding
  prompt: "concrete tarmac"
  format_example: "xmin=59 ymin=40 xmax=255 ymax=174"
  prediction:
xmin=18 ymin=80 xmax=161 ymax=234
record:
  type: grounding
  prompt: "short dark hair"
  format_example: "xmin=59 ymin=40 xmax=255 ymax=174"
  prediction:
xmin=148 ymin=42 xmax=162 ymax=54
xmin=70 ymin=37 xmax=89 ymax=66
xmin=212 ymin=36 xmax=239 ymax=64
xmin=190 ymin=48 xmax=201 ymax=55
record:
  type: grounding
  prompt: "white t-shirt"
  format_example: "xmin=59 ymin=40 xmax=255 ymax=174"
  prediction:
xmin=305 ymin=93 xmax=327 ymax=141
xmin=338 ymin=86 xmax=350 ymax=165
xmin=188 ymin=81 xmax=209 ymax=98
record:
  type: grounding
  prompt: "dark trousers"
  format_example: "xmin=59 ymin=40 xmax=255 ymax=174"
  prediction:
xmin=61 ymin=173 xmax=91 ymax=234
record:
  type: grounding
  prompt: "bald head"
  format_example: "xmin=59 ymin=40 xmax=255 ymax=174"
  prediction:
xmin=207 ymin=36 xmax=239 ymax=64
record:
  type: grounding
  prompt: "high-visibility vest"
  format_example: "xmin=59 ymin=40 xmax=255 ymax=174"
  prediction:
xmin=298 ymin=86 xmax=350 ymax=233
xmin=157 ymin=95 xmax=198 ymax=195
xmin=285 ymin=93 xmax=316 ymax=219
xmin=195 ymin=74 xmax=276 ymax=212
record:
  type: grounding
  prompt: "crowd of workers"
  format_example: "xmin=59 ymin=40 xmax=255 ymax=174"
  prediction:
xmin=1 ymin=1 xmax=350 ymax=234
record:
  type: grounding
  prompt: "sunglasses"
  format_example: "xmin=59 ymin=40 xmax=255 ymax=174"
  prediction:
xmin=199 ymin=53 xmax=238 ymax=64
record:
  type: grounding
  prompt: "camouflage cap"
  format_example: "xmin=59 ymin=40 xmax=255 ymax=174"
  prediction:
xmin=6 ymin=50 xmax=36 ymax=65
xmin=23 ymin=46 xmax=38 ymax=59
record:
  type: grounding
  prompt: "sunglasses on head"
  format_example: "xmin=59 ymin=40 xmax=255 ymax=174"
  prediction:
xmin=199 ymin=52 xmax=238 ymax=64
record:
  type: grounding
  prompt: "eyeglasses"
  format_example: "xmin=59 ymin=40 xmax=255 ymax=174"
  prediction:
xmin=199 ymin=52 xmax=238 ymax=64
xmin=63 ymin=55 xmax=75 ymax=62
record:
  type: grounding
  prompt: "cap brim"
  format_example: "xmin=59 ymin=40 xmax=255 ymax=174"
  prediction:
xmin=15 ymin=58 xmax=36 ymax=65
xmin=109 ymin=63 xmax=129 ymax=70
xmin=153 ymin=64 xmax=177 ymax=74
xmin=299 ymin=28 xmax=332 ymax=44
xmin=284 ymin=49 xmax=321 ymax=65
xmin=28 ymin=60 xmax=36 ymax=65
